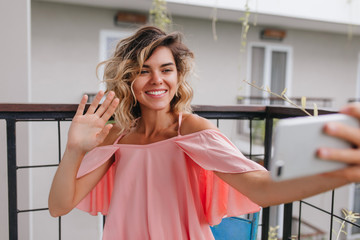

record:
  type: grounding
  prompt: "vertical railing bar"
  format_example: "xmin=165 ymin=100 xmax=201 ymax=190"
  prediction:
xmin=59 ymin=216 xmax=61 ymax=240
xmin=248 ymin=118 xmax=253 ymax=222
xmin=7 ymin=119 xmax=18 ymax=240
xmin=283 ymin=203 xmax=293 ymax=240
xmin=298 ymin=201 xmax=302 ymax=239
xmin=329 ymin=190 xmax=335 ymax=240
xmin=216 ymin=119 xmax=219 ymax=128
xmin=57 ymin=120 xmax=62 ymax=164
xmin=263 ymin=116 xmax=273 ymax=170
xmin=57 ymin=120 xmax=62 ymax=240
xmin=249 ymin=119 xmax=253 ymax=159
xmin=261 ymin=114 xmax=273 ymax=240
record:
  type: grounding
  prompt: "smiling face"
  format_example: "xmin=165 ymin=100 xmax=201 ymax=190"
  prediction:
xmin=132 ymin=46 xmax=178 ymax=113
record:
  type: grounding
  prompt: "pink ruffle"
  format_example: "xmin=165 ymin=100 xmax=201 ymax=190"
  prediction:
xmin=76 ymin=146 xmax=119 ymax=215
xmin=175 ymin=130 xmax=265 ymax=225
xmin=199 ymin=168 xmax=261 ymax=226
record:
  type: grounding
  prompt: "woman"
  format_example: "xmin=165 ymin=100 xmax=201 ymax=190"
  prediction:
xmin=49 ymin=26 xmax=360 ymax=239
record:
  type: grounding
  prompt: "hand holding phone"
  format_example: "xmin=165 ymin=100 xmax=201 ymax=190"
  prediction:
xmin=270 ymin=113 xmax=359 ymax=181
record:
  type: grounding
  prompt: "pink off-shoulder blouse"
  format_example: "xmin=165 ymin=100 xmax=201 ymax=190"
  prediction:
xmin=76 ymin=114 xmax=266 ymax=240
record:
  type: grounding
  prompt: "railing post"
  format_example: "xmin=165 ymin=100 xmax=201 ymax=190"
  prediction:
xmin=262 ymin=114 xmax=273 ymax=240
xmin=7 ymin=119 xmax=18 ymax=240
xmin=283 ymin=203 xmax=293 ymax=239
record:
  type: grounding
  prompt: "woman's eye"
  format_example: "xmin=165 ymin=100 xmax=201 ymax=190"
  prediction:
xmin=162 ymin=69 xmax=172 ymax=73
xmin=140 ymin=70 xmax=149 ymax=74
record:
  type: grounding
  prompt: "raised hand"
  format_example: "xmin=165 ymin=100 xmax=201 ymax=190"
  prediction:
xmin=66 ymin=91 xmax=119 ymax=153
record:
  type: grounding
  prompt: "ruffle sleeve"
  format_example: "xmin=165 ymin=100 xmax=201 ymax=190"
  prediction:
xmin=76 ymin=145 xmax=119 ymax=216
xmin=174 ymin=129 xmax=267 ymax=226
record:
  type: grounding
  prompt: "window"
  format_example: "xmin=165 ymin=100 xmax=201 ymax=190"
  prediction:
xmin=238 ymin=43 xmax=292 ymax=144
xmin=246 ymin=43 xmax=293 ymax=105
xmin=98 ymin=29 xmax=134 ymax=92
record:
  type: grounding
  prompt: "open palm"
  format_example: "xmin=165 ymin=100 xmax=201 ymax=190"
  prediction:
xmin=67 ymin=91 xmax=119 ymax=153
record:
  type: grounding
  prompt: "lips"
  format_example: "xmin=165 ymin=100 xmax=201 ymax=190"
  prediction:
xmin=145 ymin=90 xmax=168 ymax=96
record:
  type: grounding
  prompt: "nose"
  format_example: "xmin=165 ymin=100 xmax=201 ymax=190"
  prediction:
xmin=150 ymin=71 xmax=163 ymax=85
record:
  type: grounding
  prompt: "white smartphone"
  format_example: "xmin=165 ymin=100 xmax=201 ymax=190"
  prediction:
xmin=270 ymin=113 xmax=359 ymax=181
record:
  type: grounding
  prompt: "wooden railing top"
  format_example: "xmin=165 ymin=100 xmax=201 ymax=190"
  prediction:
xmin=0 ymin=103 xmax=335 ymax=118
xmin=0 ymin=103 xmax=79 ymax=112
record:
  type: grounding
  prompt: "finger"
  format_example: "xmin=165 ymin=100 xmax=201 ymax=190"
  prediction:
xmin=75 ymin=95 xmax=88 ymax=116
xmin=95 ymin=91 xmax=115 ymax=116
xmin=323 ymin=122 xmax=360 ymax=146
xmin=101 ymin=98 xmax=119 ymax=122
xmin=340 ymin=102 xmax=360 ymax=119
xmin=317 ymin=147 xmax=360 ymax=164
xmin=87 ymin=91 xmax=105 ymax=114
xmin=97 ymin=124 xmax=113 ymax=143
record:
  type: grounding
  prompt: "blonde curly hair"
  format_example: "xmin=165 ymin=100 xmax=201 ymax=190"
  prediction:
xmin=97 ymin=26 xmax=194 ymax=134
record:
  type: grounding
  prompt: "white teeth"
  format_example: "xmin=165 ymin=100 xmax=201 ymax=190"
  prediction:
xmin=146 ymin=90 xmax=166 ymax=95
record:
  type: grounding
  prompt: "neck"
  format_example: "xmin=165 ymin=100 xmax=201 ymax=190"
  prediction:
xmin=136 ymin=108 xmax=177 ymax=137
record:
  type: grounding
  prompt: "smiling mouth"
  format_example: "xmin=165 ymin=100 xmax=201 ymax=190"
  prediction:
xmin=145 ymin=90 xmax=167 ymax=96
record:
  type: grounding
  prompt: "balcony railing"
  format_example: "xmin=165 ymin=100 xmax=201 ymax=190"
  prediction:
xmin=238 ymin=96 xmax=333 ymax=108
xmin=1 ymin=103 xmax=359 ymax=240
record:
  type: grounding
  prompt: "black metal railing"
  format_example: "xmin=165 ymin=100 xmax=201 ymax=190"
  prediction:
xmin=1 ymin=103 xmax=359 ymax=240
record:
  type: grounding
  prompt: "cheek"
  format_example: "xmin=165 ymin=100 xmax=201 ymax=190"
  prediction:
xmin=131 ymin=79 xmax=144 ymax=95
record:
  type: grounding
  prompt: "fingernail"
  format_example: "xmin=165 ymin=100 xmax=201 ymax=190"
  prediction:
xmin=325 ymin=123 xmax=337 ymax=133
xmin=317 ymin=148 xmax=329 ymax=158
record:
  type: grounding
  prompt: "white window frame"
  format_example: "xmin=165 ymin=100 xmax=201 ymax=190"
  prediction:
xmin=98 ymin=29 xmax=134 ymax=92
xmin=245 ymin=42 xmax=293 ymax=105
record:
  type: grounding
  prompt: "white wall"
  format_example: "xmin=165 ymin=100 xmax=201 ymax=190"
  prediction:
xmin=0 ymin=0 xmax=31 ymax=239
xmin=174 ymin=16 xmax=360 ymax=109
xmin=287 ymin=29 xmax=360 ymax=109
xmin=31 ymin=1 xmax=119 ymax=103
xmin=31 ymin=1 xmax=360 ymax=108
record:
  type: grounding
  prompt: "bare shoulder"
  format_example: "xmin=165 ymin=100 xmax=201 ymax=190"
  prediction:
xmin=180 ymin=113 xmax=219 ymax=135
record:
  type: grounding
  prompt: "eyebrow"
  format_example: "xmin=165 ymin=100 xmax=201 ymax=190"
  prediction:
xmin=142 ymin=62 xmax=175 ymax=68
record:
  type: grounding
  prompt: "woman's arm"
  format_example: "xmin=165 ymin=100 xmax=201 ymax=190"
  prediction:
xmin=48 ymin=91 xmax=119 ymax=217
xmin=182 ymin=105 xmax=360 ymax=207
xmin=215 ymin=169 xmax=349 ymax=207
xmin=217 ymin=103 xmax=360 ymax=207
